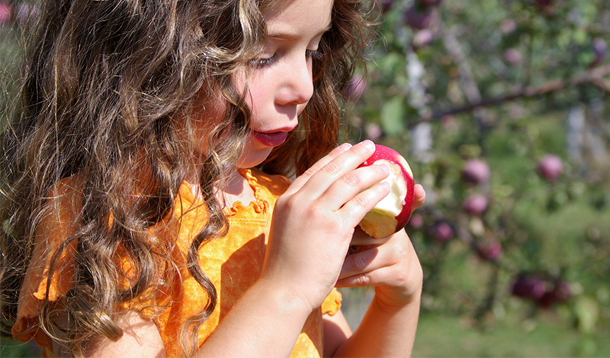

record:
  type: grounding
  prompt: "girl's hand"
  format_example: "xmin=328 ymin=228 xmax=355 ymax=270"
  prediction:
xmin=261 ymin=140 xmax=391 ymax=312
xmin=337 ymin=184 xmax=426 ymax=309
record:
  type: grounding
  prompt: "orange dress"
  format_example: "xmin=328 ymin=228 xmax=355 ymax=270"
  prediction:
xmin=11 ymin=168 xmax=342 ymax=358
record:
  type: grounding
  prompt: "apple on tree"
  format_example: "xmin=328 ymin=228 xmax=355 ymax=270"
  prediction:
xmin=404 ymin=4 xmax=433 ymax=30
xmin=357 ymin=145 xmax=415 ymax=239
xmin=538 ymin=154 xmax=563 ymax=182
xmin=462 ymin=159 xmax=490 ymax=185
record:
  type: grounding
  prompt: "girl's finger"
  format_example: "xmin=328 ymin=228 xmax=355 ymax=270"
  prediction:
xmin=336 ymin=266 xmax=392 ymax=288
xmin=321 ymin=163 xmax=390 ymax=211
xmin=285 ymin=142 xmax=353 ymax=195
xmin=295 ymin=140 xmax=377 ymax=200
xmin=338 ymin=245 xmax=387 ymax=281
xmin=337 ymin=179 xmax=392 ymax=228
xmin=412 ymin=184 xmax=426 ymax=211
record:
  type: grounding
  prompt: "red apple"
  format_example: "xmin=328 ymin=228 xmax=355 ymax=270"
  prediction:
xmin=503 ymin=48 xmax=522 ymax=65
xmin=412 ymin=29 xmax=434 ymax=49
xmin=404 ymin=4 xmax=433 ymax=30
xmin=365 ymin=123 xmax=383 ymax=141
xmin=343 ymin=75 xmax=367 ymax=102
xmin=379 ymin=0 xmax=393 ymax=13
xmin=429 ymin=221 xmax=453 ymax=243
xmin=534 ymin=0 xmax=552 ymax=7
xmin=475 ymin=239 xmax=502 ymax=262
xmin=500 ymin=19 xmax=516 ymax=34
xmin=590 ymin=38 xmax=607 ymax=68
xmin=419 ymin=0 xmax=443 ymax=7
xmin=0 ymin=2 xmax=11 ymax=24
xmin=463 ymin=194 xmax=488 ymax=215
xmin=533 ymin=0 xmax=554 ymax=15
xmin=538 ymin=154 xmax=563 ymax=182
xmin=537 ymin=281 xmax=570 ymax=308
xmin=511 ymin=274 xmax=546 ymax=300
xmin=358 ymin=145 xmax=415 ymax=239
xmin=462 ymin=159 xmax=490 ymax=185
xmin=408 ymin=213 xmax=424 ymax=229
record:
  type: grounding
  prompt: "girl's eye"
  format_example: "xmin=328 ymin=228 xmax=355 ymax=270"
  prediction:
xmin=249 ymin=49 xmax=324 ymax=69
xmin=249 ymin=55 xmax=277 ymax=69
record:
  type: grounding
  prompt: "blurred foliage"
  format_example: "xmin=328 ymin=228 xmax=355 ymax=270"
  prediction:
xmin=344 ymin=0 xmax=610 ymax=350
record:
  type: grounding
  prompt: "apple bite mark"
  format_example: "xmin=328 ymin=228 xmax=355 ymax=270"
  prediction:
xmin=357 ymin=145 xmax=415 ymax=239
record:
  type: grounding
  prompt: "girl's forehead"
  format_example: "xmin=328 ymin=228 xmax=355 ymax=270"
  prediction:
xmin=261 ymin=0 xmax=333 ymax=22
xmin=261 ymin=0 xmax=333 ymax=34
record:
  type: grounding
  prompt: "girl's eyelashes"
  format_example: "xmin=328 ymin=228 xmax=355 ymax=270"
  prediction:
xmin=249 ymin=55 xmax=277 ymax=69
xmin=306 ymin=49 xmax=324 ymax=61
xmin=249 ymin=49 xmax=324 ymax=69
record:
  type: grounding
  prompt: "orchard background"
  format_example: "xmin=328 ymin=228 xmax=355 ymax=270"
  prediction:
xmin=1 ymin=0 xmax=610 ymax=356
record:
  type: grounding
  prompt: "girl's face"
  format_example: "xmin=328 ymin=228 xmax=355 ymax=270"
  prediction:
xmin=234 ymin=0 xmax=333 ymax=169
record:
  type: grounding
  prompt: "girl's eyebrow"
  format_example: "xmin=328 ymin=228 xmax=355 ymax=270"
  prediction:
xmin=267 ymin=23 xmax=332 ymax=41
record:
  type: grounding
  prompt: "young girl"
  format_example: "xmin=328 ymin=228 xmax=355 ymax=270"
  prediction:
xmin=0 ymin=0 xmax=426 ymax=357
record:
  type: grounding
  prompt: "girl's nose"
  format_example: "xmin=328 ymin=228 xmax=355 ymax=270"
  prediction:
xmin=277 ymin=57 xmax=314 ymax=106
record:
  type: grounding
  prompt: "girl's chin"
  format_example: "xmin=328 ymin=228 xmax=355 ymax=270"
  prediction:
xmin=236 ymin=144 xmax=273 ymax=169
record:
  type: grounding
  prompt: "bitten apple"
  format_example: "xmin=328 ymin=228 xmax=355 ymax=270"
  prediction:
xmin=358 ymin=145 xmax=415 ymax=239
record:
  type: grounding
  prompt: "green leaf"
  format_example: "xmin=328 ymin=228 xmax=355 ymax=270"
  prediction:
xmin=380 ymin=97 xmax=405 ymax=136
xmin=574 ymin=296 xmax=599 ymax=333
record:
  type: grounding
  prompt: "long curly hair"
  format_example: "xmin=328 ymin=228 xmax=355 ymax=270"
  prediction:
xmin=0 ymin=0 xmax=374 ymax=356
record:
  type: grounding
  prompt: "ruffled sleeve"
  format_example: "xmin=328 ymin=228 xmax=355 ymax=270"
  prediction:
xmin=321 ymin=288 xmax=342 ymax=316
xmin=11 ymin=178 xmax=82 ymax=349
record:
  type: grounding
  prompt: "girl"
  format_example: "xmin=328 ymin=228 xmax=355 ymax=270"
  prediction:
xmin=0 ymin=0 xmax=426 ymax=357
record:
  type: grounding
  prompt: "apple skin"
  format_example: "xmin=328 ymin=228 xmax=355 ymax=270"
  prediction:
xmin=0 ymin=2 xmax=11 ymax=25
xmin=429 ymin=221 xmax=453 ymax=243
xmin=357 ymin=144 xmax=415 ymax=239
xmin=419 ymin=0 xmax=443 ymax=7
xmin=475 ymin=239 xmax=502 ymax=262
xmin=379 ymin=0 xmax=393 ymax=13
xmin=404 ymin=4 xmax=433 ymax=30
xmin=538 ymin=154 xmax=563 ymax=182
xmin=343 ymin=75 xmax=367 ymax=102
xmin=463 ymin=194 xmax=488 ymax=215
xmin=462 ymin=159 xmax=490 ymax=185
xmin=511 ymin=274 xmax=546 ymax=300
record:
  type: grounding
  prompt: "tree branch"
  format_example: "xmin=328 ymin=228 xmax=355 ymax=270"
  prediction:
xmin=409 ymin=64 xmax=610 ymax=128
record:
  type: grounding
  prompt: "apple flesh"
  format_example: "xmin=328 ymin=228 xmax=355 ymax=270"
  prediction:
xmin=358 ymin=145 xmax=415 ymax=239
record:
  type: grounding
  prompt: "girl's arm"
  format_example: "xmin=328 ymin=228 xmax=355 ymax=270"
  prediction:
xmin=322 ymin=310 xmax=352 ymax=357
xmin=331 ymin=229 xmax=422 ymax=357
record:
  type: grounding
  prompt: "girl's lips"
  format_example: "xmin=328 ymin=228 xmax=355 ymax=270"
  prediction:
xmin=250 ymin=130 xmax=289 ymax=147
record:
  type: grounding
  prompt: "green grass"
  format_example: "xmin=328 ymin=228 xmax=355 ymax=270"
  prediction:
xmin=339 ymin=287 xmax=610 ymax=357
xmin=413 ymin=312 xmax=610 ymax=357
xmin=337 ymin=286 xmax=610 ymax=357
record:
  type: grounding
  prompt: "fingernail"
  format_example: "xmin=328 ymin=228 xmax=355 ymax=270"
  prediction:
xmin=339 ymin=143 xmax=352 ymax=151
xmin=362 ymin=140 xmax=375 ymax=150
xmin=380 ymin=163 xmax=390 ymax=174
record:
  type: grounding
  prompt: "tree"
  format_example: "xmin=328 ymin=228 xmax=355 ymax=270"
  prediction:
xmin=347 ymin=0 xmax=610 ymax=336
